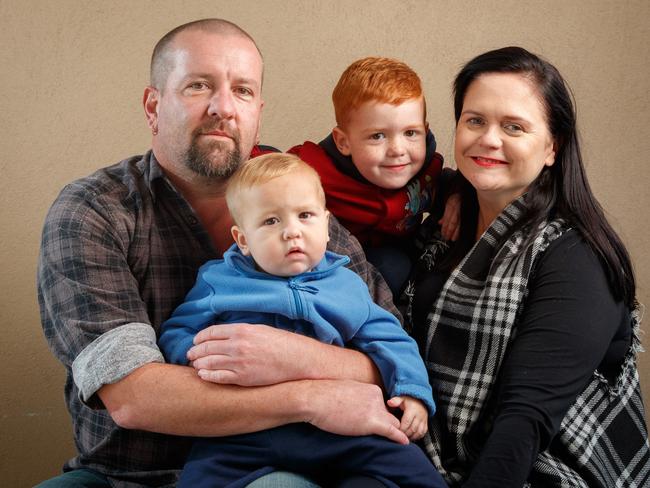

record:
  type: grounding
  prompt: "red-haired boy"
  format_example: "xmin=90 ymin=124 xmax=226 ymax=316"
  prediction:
xmin=290 ymin=57 xmax=456 ymax=296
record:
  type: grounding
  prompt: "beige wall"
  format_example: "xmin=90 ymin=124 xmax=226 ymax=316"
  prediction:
xmin=2 ymin=0 xmax=649 ymax=485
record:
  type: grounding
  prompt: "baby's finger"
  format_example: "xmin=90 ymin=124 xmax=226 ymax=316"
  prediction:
xmin=400 ymin=410 xmax=416 ymax=434
xmin=387 ymin=396 xmax=405 ymax=410
xmin=410 ymin=418 xmax=427 ymax=440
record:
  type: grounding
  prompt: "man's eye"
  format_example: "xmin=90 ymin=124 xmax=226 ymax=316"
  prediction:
xmin=263 ymin=217 xmax=278 ymax=225
xmin=235 ymin=87 xmax=253 ymax=97
xmin=189 ymin=82 xmax=208 ymax=90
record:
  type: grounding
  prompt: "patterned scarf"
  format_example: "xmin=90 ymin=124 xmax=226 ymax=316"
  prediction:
xmin=419 ymin=198 xmax=650 ymax=486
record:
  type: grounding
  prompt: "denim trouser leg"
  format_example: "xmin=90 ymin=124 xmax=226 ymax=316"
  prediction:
xmin=246 ymin=471 xmax=322 ymax=488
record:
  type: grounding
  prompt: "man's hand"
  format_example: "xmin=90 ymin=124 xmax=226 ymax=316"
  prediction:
xmin=302 ymin=379 xmax=409 ymax=445
xmin=387 ymin=396 xmax=429 ymax=440
xmin=187 ymin=323 xmax=306 ymax=386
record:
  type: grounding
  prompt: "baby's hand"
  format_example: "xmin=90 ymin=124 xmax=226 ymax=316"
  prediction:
xmin=438 ymin=192 xmax=461 ymax=241
xmin=387 ymin=396 xmax=428 ymax=440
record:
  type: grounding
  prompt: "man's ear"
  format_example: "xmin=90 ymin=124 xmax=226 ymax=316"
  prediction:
xmin=332 ymin=126 xmax=352 ymax=156
xmin=231 ymin=225 xmax=251 ymax=255
xmin=143 ymin=86 xmax=160 ymax=135
xmin=255 ymin=99 xmax=264 ymax=145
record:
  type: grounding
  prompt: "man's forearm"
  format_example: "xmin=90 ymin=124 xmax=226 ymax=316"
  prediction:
xmin=292 ymin=333 xmax=383 ymax=386
xmin=99 ymin=362 xmax=309 ymax=436
xmin=99 ymin=361 xmax=408 ymax=444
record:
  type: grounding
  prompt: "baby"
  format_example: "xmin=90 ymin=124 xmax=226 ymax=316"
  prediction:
xmin=159 ymin=153 xmax=446 ymax=487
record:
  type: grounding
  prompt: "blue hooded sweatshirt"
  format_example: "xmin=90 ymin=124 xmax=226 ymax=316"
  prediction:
xmin=159 ymin=244 xmax=435 ymax=416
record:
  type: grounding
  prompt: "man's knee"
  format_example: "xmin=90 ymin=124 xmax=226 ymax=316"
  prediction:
xmin=34 ymin=469 xmax=110 ymax=488
xmin=246 ymin=471 xmax=322 ymax=488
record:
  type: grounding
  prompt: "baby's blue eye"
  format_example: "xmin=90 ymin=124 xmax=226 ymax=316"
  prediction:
xmin=263 ymin=217 xmax=279 ymax=225
xmin=370 ymin=133 xmax=385 ymax=140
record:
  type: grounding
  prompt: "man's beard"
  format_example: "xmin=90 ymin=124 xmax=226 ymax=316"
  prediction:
xmin=183 ymin=129 xmax=243 ymax=179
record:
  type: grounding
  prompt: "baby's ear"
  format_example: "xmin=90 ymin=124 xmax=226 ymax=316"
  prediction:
xmin=231 ymin=225 xmax=251 ymax=255
xmin=332 ymin=127 xmax=351 ymax=156
xmin=325 ymin=210 xmax=330 ymax=242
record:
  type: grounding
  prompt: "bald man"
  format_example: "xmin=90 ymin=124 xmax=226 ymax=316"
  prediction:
xmin=37 ymin=19 xmax=405 ymax=488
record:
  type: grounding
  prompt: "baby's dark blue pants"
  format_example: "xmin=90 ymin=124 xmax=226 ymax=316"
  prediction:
xmin=177 ymin=423 xmax=447 ymax=488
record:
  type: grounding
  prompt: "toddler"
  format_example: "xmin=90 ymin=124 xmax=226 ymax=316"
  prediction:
xmin=290 ymin=57 xmax=458 ymax=296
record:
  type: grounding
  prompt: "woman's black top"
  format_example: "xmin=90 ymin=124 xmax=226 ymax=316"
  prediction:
xmin=412 ymin=229 xmax=631 ymax=487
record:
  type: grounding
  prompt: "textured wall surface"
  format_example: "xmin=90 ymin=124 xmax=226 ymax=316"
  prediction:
xmin=1 ymin=1 xmax=649 ymax=485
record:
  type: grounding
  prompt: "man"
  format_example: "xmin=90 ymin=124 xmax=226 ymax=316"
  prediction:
xmin=38 ymin=19 xmax=406 ymax=487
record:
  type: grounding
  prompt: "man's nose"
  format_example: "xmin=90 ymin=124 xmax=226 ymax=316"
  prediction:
xmin=207 ymin=88 xmax=236 ymax=119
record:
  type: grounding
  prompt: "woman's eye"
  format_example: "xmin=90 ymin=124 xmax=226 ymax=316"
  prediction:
xmin=467 ymin=117 xmax=483 ymax=126
xmin=504 ymin=123 xmax=523 ymax=133
xmin=405 ymin=130 xmax=417 ymax=137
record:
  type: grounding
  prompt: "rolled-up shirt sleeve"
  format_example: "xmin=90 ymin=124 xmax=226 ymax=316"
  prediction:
xmin=38 ymin=179 xmax=163 ymax=408
xmin=72 ymin=323 xmax=164 ymax=404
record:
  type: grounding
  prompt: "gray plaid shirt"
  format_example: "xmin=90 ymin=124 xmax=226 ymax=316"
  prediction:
xmin=37 ymin=150 xmax=398 ymax=487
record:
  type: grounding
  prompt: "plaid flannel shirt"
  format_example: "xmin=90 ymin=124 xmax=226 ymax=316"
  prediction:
xmin=37 ymin=150 xmax=398 ymax=487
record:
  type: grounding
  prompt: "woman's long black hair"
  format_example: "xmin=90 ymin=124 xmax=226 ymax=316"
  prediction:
xmin=449 ymin=46 xmax=635 ymax=307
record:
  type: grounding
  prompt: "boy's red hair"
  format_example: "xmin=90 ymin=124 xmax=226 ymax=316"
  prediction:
xmin=332 ymin=57 xmax=425 ymax=127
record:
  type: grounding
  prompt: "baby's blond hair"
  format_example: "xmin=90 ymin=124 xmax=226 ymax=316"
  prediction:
xmin=226 ymin=153 xmax=325 ymax=225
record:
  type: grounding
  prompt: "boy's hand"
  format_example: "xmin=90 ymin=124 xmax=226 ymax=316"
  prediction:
xmin=438 ymin=192 xmax=461 ymax=241
xmin=387 ymin=396 xmax=429 ymax=440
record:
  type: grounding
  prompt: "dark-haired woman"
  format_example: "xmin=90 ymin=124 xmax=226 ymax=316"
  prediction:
xmin=406 ymin=47 xmax=650 ymax=487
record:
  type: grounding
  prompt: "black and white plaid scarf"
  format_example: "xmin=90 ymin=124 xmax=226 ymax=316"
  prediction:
xmin=420 ymin=198 xmax=650 ymax=486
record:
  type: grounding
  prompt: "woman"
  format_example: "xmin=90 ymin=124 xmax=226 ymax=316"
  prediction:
xmin=406 ymin=47 xmax=650 ymax=487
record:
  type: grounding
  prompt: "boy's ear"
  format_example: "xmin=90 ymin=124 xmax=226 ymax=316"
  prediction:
xmin=332 ymin=126 xmax=352 ymax=156
xmin=230 ymin=225 xmax=251 ymax=255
